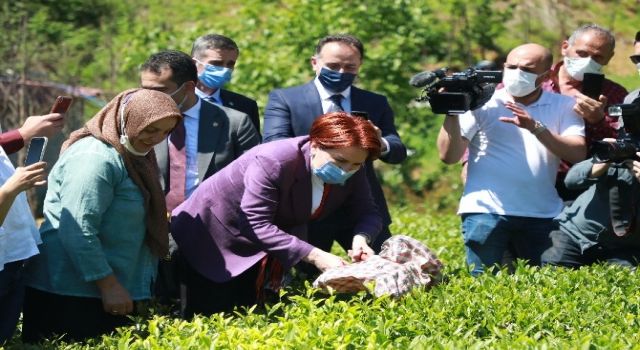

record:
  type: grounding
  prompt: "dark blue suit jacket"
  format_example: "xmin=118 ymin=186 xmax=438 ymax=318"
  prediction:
xmin=263 ymin=81 xmax=407 ymax=226
xmin=220 ymin=89 xmax=260 ymax=137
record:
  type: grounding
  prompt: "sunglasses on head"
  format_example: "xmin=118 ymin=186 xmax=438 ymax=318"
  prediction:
xmin=630 ymin=55 xmax=640 ymax=64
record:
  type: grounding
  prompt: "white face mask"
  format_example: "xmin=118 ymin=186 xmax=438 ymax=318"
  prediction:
xmin=118 ymin=98 xmax=150 ymax=157
xmin=502 ymin=68 xmax=540 ymax=97
xmin=169 ymin=83 xmax=188 ymax=111
xmin=563 ymin=56 xmax=603 ymax=81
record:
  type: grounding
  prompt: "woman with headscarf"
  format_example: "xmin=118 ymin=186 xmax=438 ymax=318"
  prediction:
xmin=172 ymin=112 xmax=383 ymax=318
xmin=21 ymin=89 xmax=181 ymax=343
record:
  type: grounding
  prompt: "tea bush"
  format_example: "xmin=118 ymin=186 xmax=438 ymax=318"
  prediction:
xmin=10 ymin=206 xmax=640 ymax=349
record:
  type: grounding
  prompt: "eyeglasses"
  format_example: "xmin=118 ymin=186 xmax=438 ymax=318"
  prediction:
xmin=630 ymin=55 xmax=640 ymax=64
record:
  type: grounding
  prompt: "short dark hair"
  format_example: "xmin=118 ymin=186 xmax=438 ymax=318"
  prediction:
xmin=315 ymin=34 xmax=364 ymax=60
xmin=191 ymin=34 xmax=239 ymax=59
xmin=635 ymin=31 xmax=640 ymax=44
xmin=140 ymin=50 xmax=198 ymax=86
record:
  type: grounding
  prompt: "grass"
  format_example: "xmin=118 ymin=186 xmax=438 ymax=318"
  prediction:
xmin=6 ymin=206 xmax=640 ymax=349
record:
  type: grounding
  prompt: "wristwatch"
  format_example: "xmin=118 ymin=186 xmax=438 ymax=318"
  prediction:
xmin=531 ymin=120 xmax=547 ymax=136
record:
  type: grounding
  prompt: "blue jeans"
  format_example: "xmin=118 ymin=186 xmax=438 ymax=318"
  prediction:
xmin=461 ymin=214 xmax=554 ymax=276
xmin=0 ymin=260 xmax=26 ymax=345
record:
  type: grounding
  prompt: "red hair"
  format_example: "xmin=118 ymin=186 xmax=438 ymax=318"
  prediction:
xmin=309 ymin=112 xmax=381 ymax=160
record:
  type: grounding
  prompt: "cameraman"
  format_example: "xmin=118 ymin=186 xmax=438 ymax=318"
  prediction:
xmin=437 ymin=43 xmax=586 ymax=276
xmin=625 ymin=31 xmax=640 ymax=104
xmin=541 ymin=31 xmax=640 ymax=268
xmin=541 ymin=146 xmax=640 ymax=267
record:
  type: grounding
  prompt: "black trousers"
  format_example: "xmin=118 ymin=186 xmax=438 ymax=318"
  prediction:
xmin=180 ymin=255 xmax=261 ymax=319
xmin=22 ymin=287 xmax=135 ymax=343
xmin=541 ymin=229 xmax=640 ymax=268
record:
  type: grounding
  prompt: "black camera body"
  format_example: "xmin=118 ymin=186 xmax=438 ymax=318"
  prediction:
xmin=591 ymin=96 xmax=640 ymax=163
xmin=410 ymin=67 xmax=502 ymax=115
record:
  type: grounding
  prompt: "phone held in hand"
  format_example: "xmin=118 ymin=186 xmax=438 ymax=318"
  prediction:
xmin=50 ymin=96 xmax=73 ymax=114
xmin=582 ymin=73 xmax=605 ymax=100
xmin=24 ymin=137 xmax=48 ymax=166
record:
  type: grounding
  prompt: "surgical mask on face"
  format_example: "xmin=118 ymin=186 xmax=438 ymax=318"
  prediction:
xmin=119 ymin=102 xmax=150 ymax=157
xmin=169 ymin=83 xmax=188 ymax=110
xmin=312 ymin=161 xmax=358 ymax=185
xmin=502 ymin=68 xmax=541 ymax=97
xmin=318 ymin=67 xmax=356 ymax=93
xmin=563 ymin=55 xmax=603 ymax=81
xmin=195 ymin=59 xmax=233 ymax=89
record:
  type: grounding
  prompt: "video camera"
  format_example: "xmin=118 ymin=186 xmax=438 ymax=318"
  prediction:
xmin=410 ymin=67 xmax=502 ymax=114
xmin=591 ymin=96 xmax=640 ymax=163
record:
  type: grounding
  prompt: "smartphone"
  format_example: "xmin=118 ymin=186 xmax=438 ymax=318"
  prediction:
xmin=24 ymin=137 xmax=48 ymax=166
xmin=351 ymin=111 xmax=369 ymax=120
xmin=582 ymin=73 xmax=605 ymax=99
xmin=50 ymin=96 xmax=73 ymax=113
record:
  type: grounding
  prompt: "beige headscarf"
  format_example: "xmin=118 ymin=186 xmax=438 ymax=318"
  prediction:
xmin=62 ymin=88 xmax=182 ymax=257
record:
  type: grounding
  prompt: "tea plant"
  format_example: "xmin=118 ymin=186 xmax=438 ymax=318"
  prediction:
xmin=9 ymin=207 xmax=640 ymax=349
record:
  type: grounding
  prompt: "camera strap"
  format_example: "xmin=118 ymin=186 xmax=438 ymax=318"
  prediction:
xmin=608 ymin=167 xmax=639 ymax=237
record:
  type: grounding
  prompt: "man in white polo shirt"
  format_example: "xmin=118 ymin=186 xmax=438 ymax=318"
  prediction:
xmin=437 ymin=43 xmax=587 ymax=275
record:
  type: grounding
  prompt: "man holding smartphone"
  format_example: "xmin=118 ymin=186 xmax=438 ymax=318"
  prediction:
xmin=542 ymin=24 xmax=628 ymax=201
xmin=263 ymin=34 xmax=407 ymax=260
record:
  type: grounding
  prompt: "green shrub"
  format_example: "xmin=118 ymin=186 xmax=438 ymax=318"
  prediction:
xmin=9 ymin=208 xmax=640 ymax=349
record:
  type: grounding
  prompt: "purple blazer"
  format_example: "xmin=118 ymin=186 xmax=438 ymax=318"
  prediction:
xmin=171 ymin=136 xmax=382 ymax=283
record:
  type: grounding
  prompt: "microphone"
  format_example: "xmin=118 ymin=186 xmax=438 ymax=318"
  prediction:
xmin=409 ymin=70 xmax=439 ymax=87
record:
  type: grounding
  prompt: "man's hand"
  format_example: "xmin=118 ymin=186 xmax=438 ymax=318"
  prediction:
xmin=499 ymin=102 xmax=536 ymax=131
xmin=0 ymin=162 xmax=47 ymax=197
xmin=96 ymin=275 xmax=134 ymax=316
xmin=348 ymin=234 xmax=374 ymax=262
xmin=304 ymin=248 xmax=348 ymax=272
xmin=369 ymin=122 xmax=387 ymax=153
xmin=625 ymin=152 xmax=640 ymax=182
xmin=591 ymin=138 xmax=616 ymax=178
xmin=573 ymin=92 xmax=607 ymax=124
xmin=18 ymin=113 xmax=64 ymax=142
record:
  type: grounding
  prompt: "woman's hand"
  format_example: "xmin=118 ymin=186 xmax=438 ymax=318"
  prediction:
xmin=304 ymin=248 xmax=347 ymax=272
xmin=1 ymin=162 xmax=47 ymax=196
xmin=96 ymin=275 xmax=133 ymax=316
xmin=348 ymin=234 xmax=374 ymax=262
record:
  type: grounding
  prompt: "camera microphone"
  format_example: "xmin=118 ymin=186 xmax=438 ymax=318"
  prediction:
xmin=409 ymin=71 xmax=439 ymax=88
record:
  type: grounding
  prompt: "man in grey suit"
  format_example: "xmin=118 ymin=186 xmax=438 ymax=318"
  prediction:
xmin=191 ymin=34 xmax=261 ymax=136
xmin=140 ymin=50 xmax=260 ymax=304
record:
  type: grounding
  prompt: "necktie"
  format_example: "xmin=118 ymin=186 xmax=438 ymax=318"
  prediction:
xmin=311 ymin=184 xmax=331 ymax=220
xmin=166 ymin=119 xmax=186 ymax=212
xmin=206 ymin=95 xmax=221 ymax=106
xmin=328 ymin=94 xmax=344 ymax=112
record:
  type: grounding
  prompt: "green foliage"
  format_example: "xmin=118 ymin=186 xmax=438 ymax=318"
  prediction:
xmin=9 ymin=208 xmax=640 ymax=349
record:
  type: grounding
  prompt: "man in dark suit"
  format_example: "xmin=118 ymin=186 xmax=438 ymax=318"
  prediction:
xmin=191 ymin=34 xmax=261 ymax=136
xmin=263 ymin=34 xmax=407 ymax=256
xmin=140 ymin=50 xmax=260 ymax=304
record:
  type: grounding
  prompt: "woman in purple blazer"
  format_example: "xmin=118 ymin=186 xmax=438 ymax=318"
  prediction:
xmin=171 ymin=112 xmax=383 ymax=317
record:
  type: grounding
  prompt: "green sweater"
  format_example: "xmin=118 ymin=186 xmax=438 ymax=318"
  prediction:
xmin=25 ymin=137 xmax=157 ymax=300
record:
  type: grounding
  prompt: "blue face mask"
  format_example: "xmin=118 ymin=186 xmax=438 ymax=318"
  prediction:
xmin=318 ymin=67 xmax=356 ymax=92
xmin=313 ymin=161 xmax=358 ymax=185
xmin=195 ymin=59 xmax=233 ymax=89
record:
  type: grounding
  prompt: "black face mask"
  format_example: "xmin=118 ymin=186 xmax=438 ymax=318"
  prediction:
xmin=318 ymin=67 xmax=356 ymax=92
